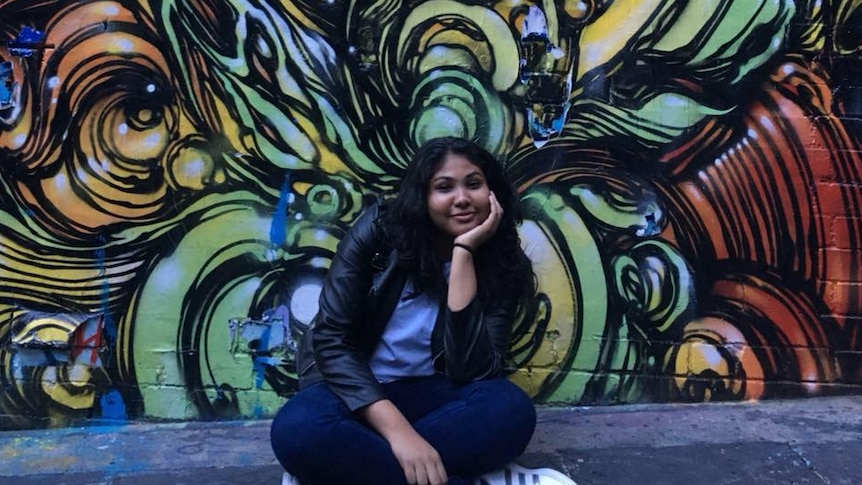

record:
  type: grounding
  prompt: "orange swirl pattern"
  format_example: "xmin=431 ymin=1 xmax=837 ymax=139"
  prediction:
xmin=2 ymin=1 xmax=224 ymax=239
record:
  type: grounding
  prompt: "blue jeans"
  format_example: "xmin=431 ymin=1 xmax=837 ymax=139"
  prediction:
xmin=270 ymin=375 xmax=536 ymax=485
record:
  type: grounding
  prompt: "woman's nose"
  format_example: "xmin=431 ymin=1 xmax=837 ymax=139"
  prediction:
xmin=453 ymin=187 xmax=470 ymax=204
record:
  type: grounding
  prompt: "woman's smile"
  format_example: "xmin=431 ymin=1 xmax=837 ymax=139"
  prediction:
xmin=452 ymin=212 xmax=476 ymax=223
xmin=427 ymin=153 xmax=491 ymax=238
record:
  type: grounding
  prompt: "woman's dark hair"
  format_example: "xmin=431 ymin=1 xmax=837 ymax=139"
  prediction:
xmin=383 ymin=137 xmax=535 ymax=307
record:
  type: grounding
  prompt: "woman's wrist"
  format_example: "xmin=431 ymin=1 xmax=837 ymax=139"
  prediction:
xmin=452 ymin=242 xmax=475 ymax=257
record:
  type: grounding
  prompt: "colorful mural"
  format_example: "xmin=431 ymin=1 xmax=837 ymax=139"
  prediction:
xmin=0 ymin=0 xmax=860 ymax=430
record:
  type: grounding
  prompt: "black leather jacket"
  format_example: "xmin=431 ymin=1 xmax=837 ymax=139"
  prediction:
xmin=296 ymin=202 xmax=517 ymax=412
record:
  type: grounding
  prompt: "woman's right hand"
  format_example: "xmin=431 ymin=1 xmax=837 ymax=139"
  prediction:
xmin=389 ymin=428 xmax=449 ymax=485
xmin=453 ymin=191 xmax=503 ymax=252
xmin=360 ymin=399 xmax=448 ymax=484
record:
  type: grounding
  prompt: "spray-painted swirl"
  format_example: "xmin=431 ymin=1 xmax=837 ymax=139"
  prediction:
xmin=0 ymin=2 xmax=219 ymax=238
xmin=0 ymin=0 xmax=861 ymax=428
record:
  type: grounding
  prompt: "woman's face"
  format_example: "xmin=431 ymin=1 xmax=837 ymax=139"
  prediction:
xmin=427 ymin=152 xmax=492 ymax=239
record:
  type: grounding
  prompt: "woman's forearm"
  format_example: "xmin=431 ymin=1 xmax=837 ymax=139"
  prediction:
xmin=360 ymin=399 xmax=448 ymax=484
xmin=360 ymin=399 xmax=414 ymax=441
xmin=447 ymin=245 xmax=477 ymax=311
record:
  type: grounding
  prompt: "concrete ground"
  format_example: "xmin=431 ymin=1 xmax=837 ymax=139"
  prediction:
xmin=1 ymin=395 xmax=861 ymax=484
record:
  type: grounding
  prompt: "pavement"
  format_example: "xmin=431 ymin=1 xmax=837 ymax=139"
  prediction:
xmin=1 ymin=394 xmax=861 ymax=485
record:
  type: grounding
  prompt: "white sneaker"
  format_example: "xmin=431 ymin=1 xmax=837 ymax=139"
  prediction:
xmin=477 ymin=463 xmax=577 ymax=485
xmin=281 ymin=471 xmax=301 ymax=485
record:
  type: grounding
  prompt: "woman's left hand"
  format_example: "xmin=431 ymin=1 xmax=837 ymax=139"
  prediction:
xmin=454 ymin=191 xmax=503 ymax=252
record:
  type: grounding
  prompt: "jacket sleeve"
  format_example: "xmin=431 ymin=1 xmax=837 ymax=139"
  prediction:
xmin=311 ymin=204 xmax=386 ymax=412
xmin=441 ymin=295 xmax=517 ymax=383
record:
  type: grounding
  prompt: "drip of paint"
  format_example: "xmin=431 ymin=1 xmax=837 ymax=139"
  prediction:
xmin=96 ymin=236 xmax=117 ymax=345
xmin=519 ymin=6 xmax=572 ymax=147
xmin=270 ymin=173 xmax=292 ymax=247
xmin=99 ymin=389 xmax=128 ymax=421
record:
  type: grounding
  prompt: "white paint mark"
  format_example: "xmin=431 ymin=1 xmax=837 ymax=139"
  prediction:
xmin=184 ymin=158 xmax=205 ymax=179
xmin=55 ymin=172 xmax=68 ymax=190
xmin=152 ymin=258 xmax=183 ymax=292
xmin=662 ymin=94 xmax=686 ymax=108
xmin=116 ymin=39 xmax=134 ymax=52
xmin=144 ymin=132 xmax=163 ymax=147
xmin=290 ymin=283 xmax=322 ymax=325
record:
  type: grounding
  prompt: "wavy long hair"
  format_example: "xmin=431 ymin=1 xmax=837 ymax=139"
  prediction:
xmin=383 ymin=137 xmax=535 ymax=307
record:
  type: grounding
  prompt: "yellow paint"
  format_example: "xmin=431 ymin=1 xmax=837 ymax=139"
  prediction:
xmin=652 ymin=0 xmax=722 ymax=51
xmin=41 ymin=366 xmax=96 ymax=410
xmin=577 ymin=0 xmax=665 ymax=79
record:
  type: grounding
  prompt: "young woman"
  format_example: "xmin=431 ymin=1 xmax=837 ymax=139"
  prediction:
xmin=271 ymin=137 xmax=575 ymax=485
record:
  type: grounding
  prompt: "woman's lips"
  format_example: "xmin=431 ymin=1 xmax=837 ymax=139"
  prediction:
xmin=452 ymin=213 xmax=475 ymax=223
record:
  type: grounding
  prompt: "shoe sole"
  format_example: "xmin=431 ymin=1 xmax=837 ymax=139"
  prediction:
xmin=503 ymin=463 xmax=577 ymax=485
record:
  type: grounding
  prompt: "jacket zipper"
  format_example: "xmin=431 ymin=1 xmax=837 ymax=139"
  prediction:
xmin=298 ymin=358 xmax=317 ymax=376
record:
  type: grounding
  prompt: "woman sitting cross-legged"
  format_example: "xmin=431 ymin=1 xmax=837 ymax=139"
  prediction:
xmin=270 ymin=137 xmax=577 ymax=485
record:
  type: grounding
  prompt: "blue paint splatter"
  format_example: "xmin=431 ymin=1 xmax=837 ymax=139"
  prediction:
xmin=259 ymin=323 xmax=271 ymax=352
xmin=0 ymin=61 xmax=14 ymax=109
xmin=99 ymin=389 xmax=128 ymax=421
xmin=252 ymin=356 xmax=267 ymax=389
xmin=9 ymin=26 xmax=46 ymax=57
xmin=252 ymin=402 xmax=267 ymax=419
xmin=269 ymin=173 xmax=291 ymax=247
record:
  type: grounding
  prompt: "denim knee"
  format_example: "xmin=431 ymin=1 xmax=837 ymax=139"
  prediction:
xmin=270 ymin=383 xmax=346 ymax=472
xmin=462 ymin=378 xmax=537 ymax=448
xmin=468 ymin=378 xmax=536 ymax=422
xmin=270 ymin=400 xmax=306 ymax=471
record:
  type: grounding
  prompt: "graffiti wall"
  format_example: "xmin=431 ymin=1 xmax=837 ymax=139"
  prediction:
xmin=0 ymin=0 xmax=860 ymax=429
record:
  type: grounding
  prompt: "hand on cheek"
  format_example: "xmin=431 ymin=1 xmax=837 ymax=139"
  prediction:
xmin=454 ymin=191 xmax=502 ymax=252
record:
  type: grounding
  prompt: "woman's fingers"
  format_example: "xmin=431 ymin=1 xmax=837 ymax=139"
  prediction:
xmin=389 ymin=431 xmax=447 ymax=485
xmin=403 ymin=456 xmax=447 ymax=485
xmin=432 ymin=459 xmax=449 ymax=484
xmin=474 ymin=192 xmax=502 ymax=242
xmin=489 ymin=192 xmax=503 ymax=230
xmin=402 ymin=463 xmax=417 ymax=484
xmin=453 ymin=191 xmax=503 ymax=251
xmin=413 ymin=463 xmax=429 ymax=485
